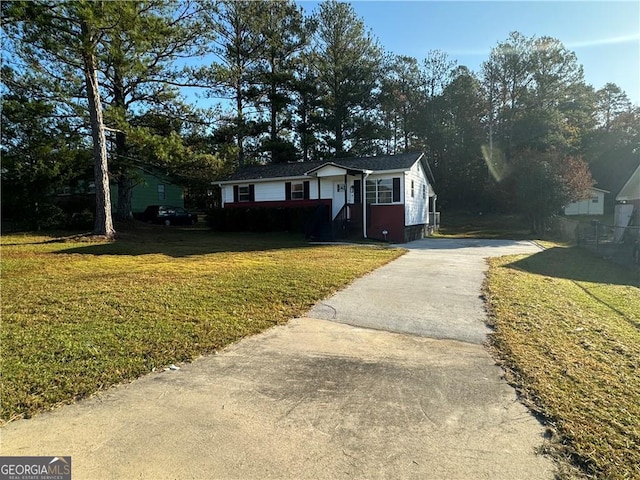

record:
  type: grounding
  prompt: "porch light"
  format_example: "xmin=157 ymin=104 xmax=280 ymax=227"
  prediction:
xmin=382 ymin=229 xmax=388 ymax=241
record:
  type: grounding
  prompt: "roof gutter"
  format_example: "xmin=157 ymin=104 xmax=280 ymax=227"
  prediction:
xmin=215 ymin=174 xmax=310 ymax=187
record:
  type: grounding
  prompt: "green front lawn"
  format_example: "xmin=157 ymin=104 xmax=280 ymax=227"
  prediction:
xmin=485 ymin=245 xmax=640 ymax=479
xmin=0 ymin=228 xmax=403 ymax=422
xmin=436 ymin=211 xmax=533 ymax=239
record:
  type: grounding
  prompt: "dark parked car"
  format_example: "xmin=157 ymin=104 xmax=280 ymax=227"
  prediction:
xmin=142 ymin=205 xmax=197 ymax=226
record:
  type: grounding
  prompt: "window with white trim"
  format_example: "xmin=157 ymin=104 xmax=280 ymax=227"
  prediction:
xmin=158 ymin=184 xmax=166 ymax=200
xmin=291 ymin=182 xmax=304 ymax=200
xmin=366 ymin=178 xmax=399 ymax=204
xmin=238 ymin=185 xmax=251 ymax=202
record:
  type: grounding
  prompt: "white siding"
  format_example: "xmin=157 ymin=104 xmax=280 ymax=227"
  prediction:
xmin=222 ymin=178 xmax=321 ymax=205
xmin=564 ymin=189 xmax=606 ymax=215
xmin=256 ymin=181 xmax=286 ymax=201
xmin=319 ymin=178 xmax=333 ymax=200
xmin=314 ymin=165 xmax=349 ymax=177
xmin=617 ymin=165 xmax=640 ymax=201
xmin=221 ymin=185 xmax=233 ymax=206
xmin=404 ymin=161 xmax=429 ymax=226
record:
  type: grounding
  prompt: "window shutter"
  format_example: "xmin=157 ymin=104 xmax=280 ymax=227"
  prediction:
xmin=249 ymin=184 xmax=255 ymax=202
xmin=353 ymin=180 xmax=361 ymax=204
xmin=285 ymin=182 xmax=292 ymax=200
xmin=303 ymin=181 xmax=310 ymax=200
xmin=393 ymin=178 xmax=401 ymax=202
xmin=233 ymin=185 xmax=239 ymax=203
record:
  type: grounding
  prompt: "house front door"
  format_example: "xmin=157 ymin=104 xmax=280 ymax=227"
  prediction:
xmin=332 ymin=181 xmax=347 ymax=220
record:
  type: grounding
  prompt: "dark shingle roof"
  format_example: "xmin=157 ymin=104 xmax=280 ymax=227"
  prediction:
xmin=221 ymin=161 xmax=318 ymax=182
xmin=221 ymin=152 xmax=426 ymax=182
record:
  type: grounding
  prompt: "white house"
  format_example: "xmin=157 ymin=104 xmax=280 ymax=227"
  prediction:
xmin=616 ymin=163 xmax=640 ymax=206
xmin=563 ymin=187 xmax=609 ymax=216
xmin=614 ymin=164 xmax=640 ymax=242
xmin=217 ymin=152 xmax=437 ymax=242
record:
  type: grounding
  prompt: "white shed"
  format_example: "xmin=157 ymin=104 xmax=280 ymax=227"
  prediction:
xmin=563 ymin=187 xmax=608 ymax=216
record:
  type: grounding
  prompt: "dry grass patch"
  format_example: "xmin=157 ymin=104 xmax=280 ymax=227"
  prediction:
xmin=437 ymin=212 xmax=533 ymax=239
xmin=1 ymin=229 xmax=403 ymax=422
xmin=485 ymin=245 xmax=640 ymax=479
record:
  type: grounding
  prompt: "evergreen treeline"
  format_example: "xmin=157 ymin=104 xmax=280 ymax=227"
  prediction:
xmin=2 ymin=1 xmax=638 ymax=235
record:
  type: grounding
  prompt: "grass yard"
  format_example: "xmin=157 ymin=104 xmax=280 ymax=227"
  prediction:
xmin=437 ymin=211 xmax=533 ymax=239
xmin=0 ymin=227 xmax=403 ymax=423
xmin=485 ymin=244 xmax=640 ymax=479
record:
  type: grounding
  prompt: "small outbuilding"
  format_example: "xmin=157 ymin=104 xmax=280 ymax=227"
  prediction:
xmin=563 ymin=187 xmax=609 ymax=216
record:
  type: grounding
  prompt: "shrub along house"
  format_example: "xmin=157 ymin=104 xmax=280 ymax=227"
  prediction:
xmin=217 ymin=152 xmax=437 ymax=242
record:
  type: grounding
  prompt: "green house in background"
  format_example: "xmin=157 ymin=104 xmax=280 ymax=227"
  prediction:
xmin=110 ymin=166 xmax=185 ymax=215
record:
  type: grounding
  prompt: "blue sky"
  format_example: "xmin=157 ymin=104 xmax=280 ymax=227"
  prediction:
xmin=300 ymin=1 xmax=640 ymax=105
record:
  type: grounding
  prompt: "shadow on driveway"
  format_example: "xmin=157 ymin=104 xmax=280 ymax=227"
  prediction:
xmin=396 ymin=238 xmax=536 ymax=250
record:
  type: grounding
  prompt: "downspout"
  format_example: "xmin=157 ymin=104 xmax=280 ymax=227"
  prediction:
xmin=433 ymin=194 xmax=438 ymax=231
xmin=362 ymin=172 xmax=370 ymax=239
xmin=344 ymin=173 xmax=348 ymax=212
xmin=217 ymin=183 xmax=225 ymax=208
xmin=426 ymin=183 xmax=430 ymax=228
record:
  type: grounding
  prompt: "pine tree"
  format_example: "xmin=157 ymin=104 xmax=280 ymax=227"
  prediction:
xmin=311 ymin=0 xmax=382 ymax=157
xmin=3 ymin=1 xmax=116 ymax=236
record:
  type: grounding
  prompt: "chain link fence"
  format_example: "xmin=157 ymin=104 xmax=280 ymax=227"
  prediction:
xmin=550 ymin=216 xmax=640 ymax=270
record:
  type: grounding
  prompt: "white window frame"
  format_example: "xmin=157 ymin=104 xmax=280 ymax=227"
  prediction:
xmin=291 ymin=182 xmax=304 ymax=200
xmin=158 ymin=184 xmax=166 ymax=201
xmin=238 ymin=185 xmax=251 ymax=202
xmin=366 ymin=178 xmax=395 ymax=204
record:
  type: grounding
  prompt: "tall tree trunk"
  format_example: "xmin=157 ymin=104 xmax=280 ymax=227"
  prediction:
xmin=334 ymin=105 xmax=344 ymax=156
xmin=236 ymin=82 xmax=245 ymax=166
xmin=113 ymin=67 xmax=134 ymax=221
xmin=270 ymin=60 xmax=278 ymax=154
xmin=117 ymin=175 xmax=134 ymax=221
xmin=300 ymin=98 xmax=309 ymax=162
xmin=81 ymin=21 xmax=115 ymax=238
xmin=298 ymin=86 xmax=311 ymax=162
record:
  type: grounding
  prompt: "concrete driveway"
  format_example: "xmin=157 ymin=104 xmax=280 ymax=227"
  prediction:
xmin=310 ymin=238 xmax=541 ymax=344
xmin=0 ymin=238 xmax=554 ymax=479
